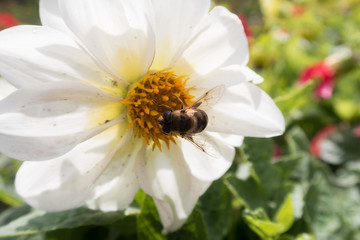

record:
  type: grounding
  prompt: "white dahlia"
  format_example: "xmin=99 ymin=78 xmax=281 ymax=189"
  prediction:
xmin=0 ymin=78 xmax=16 ymax=100
xmin=0 ymin=0 xmax=284 ymax=233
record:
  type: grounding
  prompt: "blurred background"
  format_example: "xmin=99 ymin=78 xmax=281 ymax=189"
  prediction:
xmin=0 ymin=0 xmax=360 ymax=239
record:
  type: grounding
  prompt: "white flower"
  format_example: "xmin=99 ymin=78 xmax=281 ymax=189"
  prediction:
xmin=0 ymin=77 xmax=16 ymax=101
xmin=0 ymin=0 xmax=285 ymax=233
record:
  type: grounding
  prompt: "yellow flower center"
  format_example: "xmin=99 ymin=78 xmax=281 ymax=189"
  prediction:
xmin=121 ymin=69 xmax=194 ymax=150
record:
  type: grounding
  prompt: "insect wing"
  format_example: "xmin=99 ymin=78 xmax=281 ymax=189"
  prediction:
xmin=183 ymin=133 xmax=221 ymax=158
xmin=187 ymin=85 xmax=225 ymax=110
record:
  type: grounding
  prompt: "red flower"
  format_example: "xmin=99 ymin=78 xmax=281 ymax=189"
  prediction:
xmin=238 ymin=14 xmax=252 ymax=39
xmin=310 ymin=125 xmax=337 ymax=157
xmin=0 ymin=13 xmax=19 ymax=30
xmin=298 ymin=61 xmax=335 ymax=99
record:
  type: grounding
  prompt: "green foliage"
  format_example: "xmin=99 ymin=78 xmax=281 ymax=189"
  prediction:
xmin=137 ymin=196 xmax=166 ymax=240
xmin=2 ymin=0 xmax=40 ymax=25
xmin=242 ymin=194 xmax=294 ymax=239
xmin=198 ymin=180 xmax=232 ymax=240
xmin=0 ymin=206 xmax=127 ymax=237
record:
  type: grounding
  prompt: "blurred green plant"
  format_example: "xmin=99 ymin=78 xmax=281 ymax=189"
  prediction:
xmin=1 ymin=0 xmax=40 ymax=25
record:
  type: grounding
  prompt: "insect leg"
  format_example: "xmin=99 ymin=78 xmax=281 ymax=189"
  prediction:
xmin=152 ymin=100 xmax=174 ymax=112
xmin=171 ymin=92 xmax=186 ymax=109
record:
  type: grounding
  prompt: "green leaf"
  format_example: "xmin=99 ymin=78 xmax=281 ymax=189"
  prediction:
xmin=137 ymin=196 xmax=207 ymax=240
xmin=274 ymin=81 xmax=315 ymax=117
xmin=304 ymin=169 xmax=342 ymax=240
xmin=198 ymin=179 xmax=232 ymax=240
xmin=0 ymin=155 xmax=22 ymax=207
xmin=244 ymin=209 xmax=284 ymax=239
xmin=43 ymin=215 xmax=138 ymax=240
xmin=333 ymin=68 xmax=360 ymax=121
xmin=7 ymin=233 xmax=46 ymax=240
xmin=108 ymin=215 xmax=137 ymax=236
xmin=242 ymin=138 xmax=274 ymax=164
xmin=241 ymin=138 xmax=282 ymax=201
xmin=243 ymin=194 xmax=295 ymax=239
xmin=277 ymin=233 xmax=316 ymax=240
xmin=275 ymin=194 xmax=294 ymax=231
xmin=224 ymin=174 xmax=266 ymax=210
xmin=0 ymin=205 xmax=31 ymax=227
xmin=285 ymin=127 xmax=310 ymax=154
xmin=0 ymin=188 xmax=22 ymax=207
xmin=0 ymin=207 xmax=126 ymax=238
xmin=277 ymin=235 xmax=294 ymax=240
xmin=333 ymin=187 xmax=360 ymax=236
xmin=290 ymin=185 xmax=305 ymax=219
xmin=168 ymin=210 xmax=207 ymax=240
xmin=319 ymin=127 xmax=360 ymax=165
xmin=46 ymin=226 xmax=109 ymax=240
xmin=137 ymin=196 xmax=165 ymax=240
xmin=274 ymin=153 xmax=310 ymax=182
xmin=294 ymin=233 xmax=316 ymax=240
xmin=134 ymin=189 xmax=147 ymax=205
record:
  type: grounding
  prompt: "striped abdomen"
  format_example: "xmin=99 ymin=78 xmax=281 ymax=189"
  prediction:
xmin=170 ymin=109 xmax=208 ymax=136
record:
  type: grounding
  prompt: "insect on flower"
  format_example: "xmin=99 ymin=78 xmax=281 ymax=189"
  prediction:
xmin=0 ymin=0 xmax=285 ymax=234
xmin=157 ymin=85 xmax=225 ymax=155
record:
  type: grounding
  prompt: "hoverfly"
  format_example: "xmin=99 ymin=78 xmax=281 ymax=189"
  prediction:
xmin=157 ymin=85 xmax=225 ymax=155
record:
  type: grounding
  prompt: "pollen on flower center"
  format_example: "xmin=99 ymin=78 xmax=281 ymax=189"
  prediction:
xmin=121 ymin=69 xmax=194 ymax=150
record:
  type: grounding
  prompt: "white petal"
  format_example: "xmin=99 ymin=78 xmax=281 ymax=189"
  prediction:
xmin=173 ymin=6 xmax=248 ymax=77
xmin=153 ymin=199 xmax=186 ymax=234
xmin=188 ymin=65 xmax=262 ymax=94
xmin=180 ymin=132 xmax=235 ymax=181
xmin=206 ymin=82 xmax=285 ymax=137
xmin=240 ymin=66 xmax=264 ymax=84
xmin=0 ymin=78 xmax=16 ymax=101
xmin=0 ymin=26 xmax=111 ymax=89
xmin=86 ymin=137 xmax=143 ymax=211
xmin=0 ymin=81 xmax=125 ymax=161
xmin=150 ymin=0 xmax=210 ymax=70
xmin=59 ymin=0 xmax=155 ymax=83
xmin=39 ymin=0 xmax=72 ymax=35
xmin=15 ymin=124 xmax=129 ymax=211
xmin=208 ymin=132 xmax=244 ymax=147
xmin=136 ymin=143 xmax=211 ymax=233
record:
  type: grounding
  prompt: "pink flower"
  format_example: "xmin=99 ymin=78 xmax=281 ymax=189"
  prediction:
xmin=0 ymin=13 xmax=19 ymax=30
xmin=298 ymin=61 xmax=335 ymax=99
xmin=310 ymin=125 xmax=337 ymax=157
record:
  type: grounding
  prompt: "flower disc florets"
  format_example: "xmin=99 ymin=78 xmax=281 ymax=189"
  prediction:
xmin=121 ymin=69 xmax=194 ymax=150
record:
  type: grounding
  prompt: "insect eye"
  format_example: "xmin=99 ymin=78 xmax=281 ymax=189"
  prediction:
xmin=163 ymin=111 xmax=172 ymax=123
xmin=157 ymin=117 xmax=164 ymax=126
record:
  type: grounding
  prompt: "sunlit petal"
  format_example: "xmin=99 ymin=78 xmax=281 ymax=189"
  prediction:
xmin=180 ymin=132 xmax=235 ymax=181
xmin=173 ymin=6 xmax=248 ymax=77
xmin=136 ymin=143 xmax=211 ymax=233
xmin=15 ymin=124 xmax=128 ymax=211
xmin=0 ymin=78 xmax=16 ymax=101
xmin=0 ymin=81 xmax=124 ymax=161
xmin=207 ymin=82 xmax=285 ymax=137
xmin=150 ymin=0 xmax=210 ymax=70
xmin=86 ymin=137 xmax=143 ymax=211
xmin=39 ymin=0 xmax=72 ymax=35
xmin=59 ymin=0 xmax=155 ymax=83
xmin=0 ymin=26 xmax=112 ymax=89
